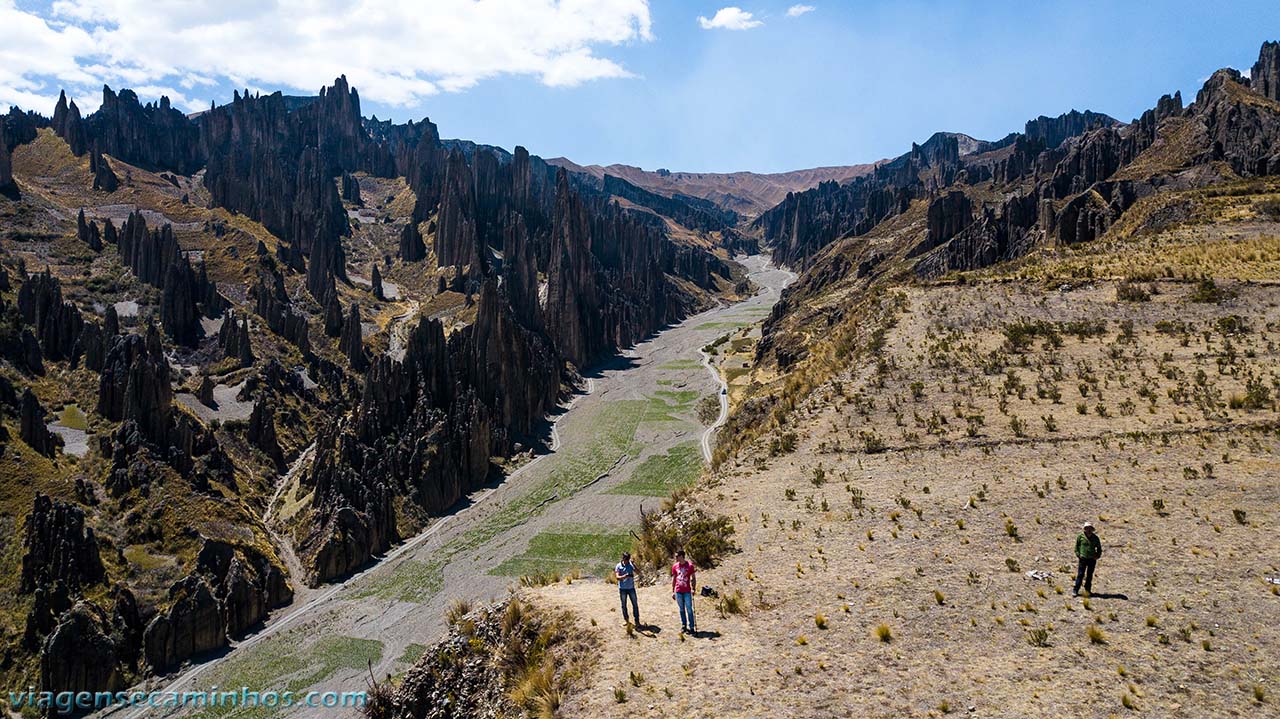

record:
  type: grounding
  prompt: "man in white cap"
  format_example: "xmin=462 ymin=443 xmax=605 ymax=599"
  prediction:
xmin=1073 ymin=521 xmax=1103 ymax=596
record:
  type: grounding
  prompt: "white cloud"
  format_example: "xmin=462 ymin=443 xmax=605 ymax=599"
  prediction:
xmin=697 ymin=7 xmax=762 ymax=31
xmin=786 ymin=5 xmax=815 ymax=17
xmin=0 ymin=0 xmax=654 ymax=114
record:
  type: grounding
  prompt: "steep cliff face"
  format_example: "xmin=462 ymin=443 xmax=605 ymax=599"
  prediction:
xmin=199 ymin=82 xmax=356 ymax=273
xmin=90 ymin=86 xmax=204 ymax=173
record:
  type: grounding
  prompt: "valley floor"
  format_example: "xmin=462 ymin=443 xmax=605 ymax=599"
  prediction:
xmin=537 ymin=276 xmax=1280 ymax=718
xmin=110 ymin=255 xmax=792 ymax=719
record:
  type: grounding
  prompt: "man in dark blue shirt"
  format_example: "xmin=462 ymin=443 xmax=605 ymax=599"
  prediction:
xmin=615 ymin=552 xmax=640 ymax=626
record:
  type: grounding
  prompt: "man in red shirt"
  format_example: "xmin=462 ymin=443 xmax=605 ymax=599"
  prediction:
xmin=671 ymin=549 xmax=697 ymax=634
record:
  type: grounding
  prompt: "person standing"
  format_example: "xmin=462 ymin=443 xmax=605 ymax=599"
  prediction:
xmin=671 ymin=549 xmax=697 ymax=634
xmin=1073 ymin=521 xmax=1103 ymax=596
xmin=615 ymin=552 xmax=640 ymax=626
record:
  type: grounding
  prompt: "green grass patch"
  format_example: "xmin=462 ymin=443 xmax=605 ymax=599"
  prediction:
xmin=657 ymin=359 xmax=702 ymax=370
xmin=694 ymin=321 xmax=750 ymax=331
xmin=452 ymin=399 xmax=649 ymax=554
xmin=187 ymin=629 xmax=383 ymax=719
xmin=643 ymin=390 xmax=699 ymax=423
xmin=123 ymin=545 xmax=172 ymax=571
xmin=490 ymin=524 xmax=633 ymax=578
xmin=396 ymin=643 xmax=427 ymax=665
xmin=348 ymin=558 xmax=444 ymax=604
xmin=56 ymin=404 xmax=89 ymax=431
xmin=608 ymin=442 xmax=703 ymax=497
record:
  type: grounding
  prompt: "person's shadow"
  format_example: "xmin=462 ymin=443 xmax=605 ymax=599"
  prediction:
xmin=690 ymin=629 xmax=721 ymax=639
xmin=1088 ymin=592 xmax=1129 ymax=600
xmin=634 ymin=623 xmax=661 ymax=637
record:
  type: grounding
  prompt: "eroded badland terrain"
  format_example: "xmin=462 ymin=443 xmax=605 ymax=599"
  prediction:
xmin=0 ymin=31 xmax=1279 ymax=719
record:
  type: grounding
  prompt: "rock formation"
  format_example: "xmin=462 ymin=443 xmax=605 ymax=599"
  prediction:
xmin=1252 ymin=40 xmax=1280 ymax=102
xmin=90 ymin=141 xmax=119 ymax=192
xmin=218 ymin=309 xmax=255 ymax=366
xmin=17 ymin=269 xmax=84 ymax=362
xmin=399 ymin=220 xmax=426 ymax=261
xmin=20 ymin=389 xmax=62 ymax=457
xmin=52 ymin=91 xmax=87 ymax=156
xmin=96 ymin=324 xmax=173 ymax=444
xmin=248 ymin=400 xmax=285 ymax=471
xmin=89 ymin=86 xmax=203 ymax=174
xmin=0 ymin=121 xmax=15 ymax=196
xmin=251 ymin=272 xmax=311 ymax=355
xmin=20 ymin=493 xmax=105 ymax=594
xmin=339 ymin=302 xmax=367 ymax=371
xmin=370 ymin=263 xmax=385 ymax=300
xmin=341 ymin=170 xmax=362 ymax=204
xmin=41 ymin=602 xmax=126 ymax=695
xmin=77 ymin=209 xmax=103 ymax=251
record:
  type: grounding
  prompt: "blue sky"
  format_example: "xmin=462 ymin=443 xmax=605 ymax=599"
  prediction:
xmin=1 ymin=1 xmax=1276 ymax=172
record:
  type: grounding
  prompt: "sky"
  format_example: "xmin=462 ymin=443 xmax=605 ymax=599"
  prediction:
xmin=0 ymin=0 xmax=1276 ymax=173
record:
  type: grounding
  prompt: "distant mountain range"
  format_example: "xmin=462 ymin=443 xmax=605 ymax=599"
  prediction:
xmin=545 ymin=157 xmax=881 ymax=216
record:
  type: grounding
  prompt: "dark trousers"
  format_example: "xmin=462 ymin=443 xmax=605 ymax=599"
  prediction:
xmin=1074 ymin=557 xmax=1097 ymax=594
xmin=619 ymin=587 xmax=639 ymax=623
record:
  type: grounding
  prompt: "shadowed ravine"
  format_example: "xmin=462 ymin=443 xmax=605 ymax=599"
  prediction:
xmin=109 ymin=254 xmax=792 ymax=718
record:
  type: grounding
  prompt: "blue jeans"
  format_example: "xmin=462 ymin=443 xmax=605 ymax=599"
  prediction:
xmin=675 ymin=591 xmax=695 ymax=630
xmin=619 ymin=587 xmax=639 ymax=623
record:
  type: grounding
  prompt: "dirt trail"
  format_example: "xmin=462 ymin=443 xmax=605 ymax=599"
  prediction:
xmin=120 ymin=255 xmax=791 ymax=718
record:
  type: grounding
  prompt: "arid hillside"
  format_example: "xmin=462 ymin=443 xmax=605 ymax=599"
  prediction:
xmin=506 ymin=41 xmax=1280 ymax=719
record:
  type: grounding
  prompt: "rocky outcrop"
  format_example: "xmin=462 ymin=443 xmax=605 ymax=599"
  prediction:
xmin=89 ymin=86 xmax=203 ymax=174
xmin=0 ymin=121 xmax=15 ymax=196
xmin=218 ymin=309 xmax=255 ymax=366
xmin=77 ymin=208 xmax=104 ymax=251
xmin=913 ymin=190 xmax=973 ymax=257
xmin=20 ymin=389 xmax=62 ymax=457
xmin=371 ymin=263 xmax=385 ymax=300
xmin=302 ymin=419 xmax=398 ymax=583
xmin=324 ymin=292 xmax=344 ymax=337
xmin=17 ymin=268 xmax=84 ymax=362
xmin=90 ymin=141 xmax=120 ymax=192
xmin=1022 ymin=110 xmax=1117 ymax=150
xmin=339 ymin=302 xmax=367 ymax=371
xmin=52 ymin=91 xmax=87 ymax=156
xmin=142 ymin=575 xmax=226 ymax=672
xmin=40 ymin=602 xmax=126 ymax=694
xmin=161 ymin=253 xmax=203 ymax=346
xmin=251 ymin=268 xmax=312 ymax=354
xmin=435 ymin=149 xmax=482 ymax=270
xmin=194 ymin=538 xmax=292 ymax=638
xmin=1195 ymin=68 xmax=1280 ymax=176
xmin=602 ymin=173 xmax=739 ymax=231
xmin=199 ymin=80 xmax=366 ymax=276
xmin=20 ymin=493 xmax=104 ymax=594
xmin=247 ymin=400 xmax=285 ymax=471
xmin=341 ymin=170 xmax=362 ymax=204
xmin=399 ymin=220 xmax=426 ymax=262
xmin=96 ymin=324 xmax=173 ymax=444
xmin=1252 ymin=40 xmax=1280 ymax=102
